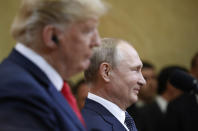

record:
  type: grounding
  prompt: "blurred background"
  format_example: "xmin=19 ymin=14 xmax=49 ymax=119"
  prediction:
xmin=0 ymin=0 xmax=197 ymax=82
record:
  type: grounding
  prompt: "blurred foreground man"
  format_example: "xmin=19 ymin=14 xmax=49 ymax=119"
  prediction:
xmin=0 ymin=0 xmax=107 ymax=130
xmin=82 ymin=38 xmax=146 ymax=131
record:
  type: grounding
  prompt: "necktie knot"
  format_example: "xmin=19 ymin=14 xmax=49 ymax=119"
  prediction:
xmin=124 ymin=112 xmax=137 ymax=131
xmin=62 ymin=82 xmax=73 ymax=102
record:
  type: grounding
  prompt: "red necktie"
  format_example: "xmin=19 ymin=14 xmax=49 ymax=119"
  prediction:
xmin=61 ymin=82 xmax=85 ymax=126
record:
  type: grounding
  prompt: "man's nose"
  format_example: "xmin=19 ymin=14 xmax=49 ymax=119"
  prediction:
xmin=139 ymin=73 xmax=147 ymax=87
xmin=90 ymin=29 xmax=101 ymax=48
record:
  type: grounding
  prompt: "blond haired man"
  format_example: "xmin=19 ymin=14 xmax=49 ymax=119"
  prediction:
xmin=0 ymin=0 xmax=107 ymax=130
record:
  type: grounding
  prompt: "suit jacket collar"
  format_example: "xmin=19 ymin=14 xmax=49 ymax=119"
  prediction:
xmin=7 ymin=49 xmax=85 ymax=130
xmin=8 ymin=49 xmax=50 ymax=87
xmin=47 ymin=83 xmax=85 ymax=130
xmin=85 ymin=98 xmax=127 ymax=131
xmin=15 ymin=43 xmax=63 ymax=91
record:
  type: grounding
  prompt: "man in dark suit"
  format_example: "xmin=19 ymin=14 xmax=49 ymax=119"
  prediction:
xmin=135 ymin=66 xmax=187 ymax=131
xmin=165 ymin=93 xmax=198 ymax=131
xmin=0 ymin=0 xmax=107 ymax=130
xmin=164 ymin=52 xmax=198 ymax=131
xmin=82 ymin=38 xmax=146 ymax=131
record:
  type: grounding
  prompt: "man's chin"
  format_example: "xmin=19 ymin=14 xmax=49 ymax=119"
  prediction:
xmin=82 ymin=59 xmax=91 ymax=70
xmin=131 ymin=96 xmax=138 ymax=104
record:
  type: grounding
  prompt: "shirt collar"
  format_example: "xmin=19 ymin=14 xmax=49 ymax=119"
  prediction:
xmin=15 ymin=43 xmax=63 ymax=91
xmin=155 ymin=95 xmax=168 ymax=113
xmin=88 ymin=92 xmax=128 ymax=129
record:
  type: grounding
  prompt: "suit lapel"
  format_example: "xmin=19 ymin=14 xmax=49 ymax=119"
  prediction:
xmin=48 ymin=83 xmax=85 ymax=130
xmin=8 ymin=49 xmax=85 ymax=130
xmin=85 ymin=98 xmax=127 ymax=131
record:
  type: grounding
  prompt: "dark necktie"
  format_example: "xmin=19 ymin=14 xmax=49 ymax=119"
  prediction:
xmin=61 ymin=82 xmax=85 ymax=126
xmin=124 ymin=112 xmax=137 ymax=131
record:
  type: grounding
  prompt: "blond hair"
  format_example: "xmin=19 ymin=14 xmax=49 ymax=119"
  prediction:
xmin=11 ymin=0 xmax=107 ymax=44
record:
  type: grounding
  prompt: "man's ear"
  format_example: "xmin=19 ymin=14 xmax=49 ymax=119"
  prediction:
xmin=42 ymin=25 xmax=59 ymax=48
xmin=99 ymin=62 xmax=112 ymax=82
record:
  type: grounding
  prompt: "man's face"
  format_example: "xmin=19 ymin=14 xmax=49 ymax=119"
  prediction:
xmin=139 ymin=68 xmax=157 ymax=101
xmin=110 ymin=43 xmax=146 ymax=109
xmin=58 ymin=18 xmax=100 ymax=78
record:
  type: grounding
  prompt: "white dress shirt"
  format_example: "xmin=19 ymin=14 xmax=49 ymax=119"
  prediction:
xmin=15 ymin=43 xmax=63 ymax=91
xmin=155 ymin=95 xmax=168 ymax=113
xmin=88 ymin=92 xmax=129 ymax=131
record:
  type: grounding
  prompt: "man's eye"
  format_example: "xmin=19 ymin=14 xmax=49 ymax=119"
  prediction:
xmin=130 ymin=68 xmax=138 ymax=72
xmin=83 ymin=28 xmax=94 ymax=34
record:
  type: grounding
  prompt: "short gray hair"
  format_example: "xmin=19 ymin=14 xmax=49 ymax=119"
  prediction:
xmin=84 ymin=38 xmax=123 ymax=83
xmin=11 ymin=0 xmax=107 ymax=44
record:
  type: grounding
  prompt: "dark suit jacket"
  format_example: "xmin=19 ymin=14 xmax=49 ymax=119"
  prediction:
xmin=165 ymin=93 xmax=198 ymax=131
xmin=127 ymin=103 xmax=142 ymax=128
xmin=135 ymin=101 xmax=165 ymax=131
xmin=82 ymin=98 xmax=127 ymax=131
xmin=0 ymin=49 xmax=86 ymax=131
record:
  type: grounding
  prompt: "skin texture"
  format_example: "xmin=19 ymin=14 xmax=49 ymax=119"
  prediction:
xmin=91 ymin=41 xmax=146 ymax=110
xmin=42 ymin=18 xmax=101 ymax=80
xmin=109 ymin=43 xmax=146 ymax=110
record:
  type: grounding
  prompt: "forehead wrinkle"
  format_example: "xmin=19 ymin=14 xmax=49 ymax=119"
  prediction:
xmin=116 ymin=42 xmax=142 ymax=68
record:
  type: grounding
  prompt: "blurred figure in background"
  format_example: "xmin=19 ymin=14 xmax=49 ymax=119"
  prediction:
xmin=73 ymin=79 xmax=89 ymax=111
xmin=136 ymin=66 xmax=188 ymax=131
xmin=138 ymin=62 xmax=158 ymax=104
xmin=0 ymin=0 xmax=107 ymax=130
xmin=82 ymin=38 xmax=146 ymax=131
xmin=127 ymin=61 xmax=157 ymax=124
xmin=156 ymin=66 xmax=186 ymax=105
xmin=190 ymin=52 xmax=198 ymax=79
xmin=165 ymin=52 xmax=198 ymax=131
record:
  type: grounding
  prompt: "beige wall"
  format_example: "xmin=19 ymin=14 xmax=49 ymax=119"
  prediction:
xmin=99 ymin=0 xmax=198 ymax=72
xmin=0 ymin=1 xmax=20 ymax=60
xmin=0 ymin=0 xmax=197 ymax=77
